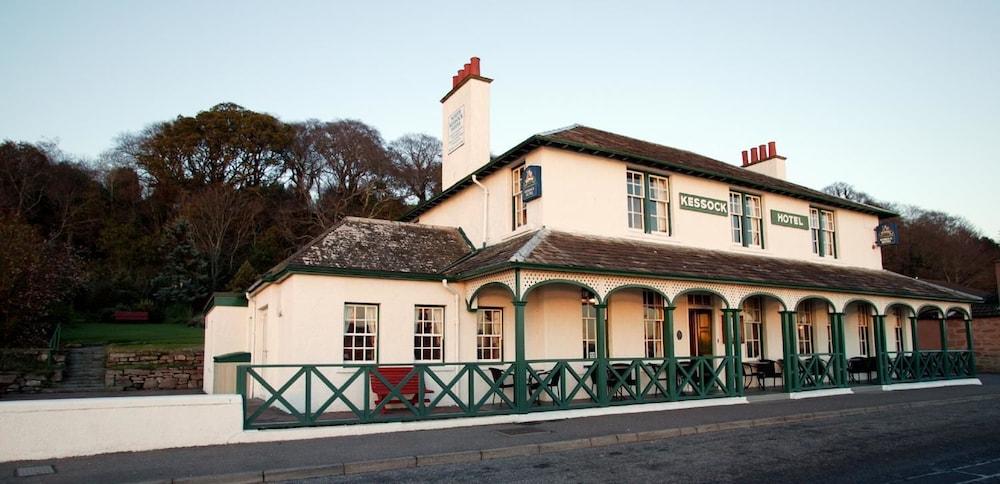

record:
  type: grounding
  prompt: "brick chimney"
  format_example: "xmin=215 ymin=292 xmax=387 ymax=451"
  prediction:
xmin=440 ymin=57 xmax=492 ymax=188
xmin=741 ymin=141 xmax=787 ymax=180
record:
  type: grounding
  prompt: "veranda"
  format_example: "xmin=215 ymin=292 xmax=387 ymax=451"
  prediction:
xmin=237 ymin=269 xmax=977 ymax=429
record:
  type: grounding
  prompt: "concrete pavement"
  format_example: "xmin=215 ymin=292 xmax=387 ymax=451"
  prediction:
xmin=2 ymin=376 xmax=997 ymax=483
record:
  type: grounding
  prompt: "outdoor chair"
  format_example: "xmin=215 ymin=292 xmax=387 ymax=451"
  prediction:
xmin=528 ymin=368 xmax=562 ymax=405
xmin=847 ymin=357 xmax=873 ymax=383
xmin=759 ymin=359 xmax=782 ymax=390
xmin=608 ymin=364 xmax=637 ymax=399
xmin=742 ymin=362 xmax=759 ymax=390
xmin=488 ymin=367 xmax=515 ymax=405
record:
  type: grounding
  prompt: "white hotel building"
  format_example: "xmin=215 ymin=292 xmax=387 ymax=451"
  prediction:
xmin=204 ymin=58 xmax=981 ymax=429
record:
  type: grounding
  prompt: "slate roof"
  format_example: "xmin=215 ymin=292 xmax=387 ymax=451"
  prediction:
xmin=445 ymin=228 xmax=979 ymax=303
xmin=263 ymin=217 xmax=473 ymax=279
xmin=255 ymin=217 xmax=976 ymax=304
xmin=402 ymin=124 xmax=898 ymax=221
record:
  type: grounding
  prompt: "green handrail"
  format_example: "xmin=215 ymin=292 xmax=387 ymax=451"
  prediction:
xmin=46 ymin=323 xmax=61 ymax=369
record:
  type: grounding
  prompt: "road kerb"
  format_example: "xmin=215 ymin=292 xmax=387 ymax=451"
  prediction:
xmin=416 ymin=450 xmax=482 ymax=466
xmin=481 ymin=444 xmax=540 ymax=460
xmin=263 ymin=464 xmax=344 ymax=481
xmin=539 ymin=438 xmax=592 ymax=453
xmin=343 ymin=456 xmax=416 ymax=475
xmin=173 ymin=470 xmax=263 ymax=484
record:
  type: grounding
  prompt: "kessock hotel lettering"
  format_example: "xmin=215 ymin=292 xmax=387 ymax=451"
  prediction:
xmin=679 ymin=193 xmax=728 ymax=216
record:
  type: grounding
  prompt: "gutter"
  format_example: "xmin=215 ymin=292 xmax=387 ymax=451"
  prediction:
xmin=471 ymin=175 xmax=489 ymax=248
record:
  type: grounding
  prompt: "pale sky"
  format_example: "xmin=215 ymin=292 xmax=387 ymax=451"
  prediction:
xmin=1 ymin=1 xmax=998 ymax=237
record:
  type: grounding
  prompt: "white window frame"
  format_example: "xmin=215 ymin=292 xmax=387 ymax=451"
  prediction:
xmin=414 ymin=306 xmax=444 ymax=362
xmin=745 ymin=194 xmax=763 ymax=248
xmin=730 ymin=192 xmax=743 ymax=245
xmin=893 ymin=308 xmax=905 ymax=353
xmin=581 ymin=289 xmax=597 ymax=359
xmin=344 ymin=303 xmax=378 ymax=362
xmin=858 ymin=310 xmax=872 ymax=356
xmin=512 ymin=165 xmax=527 ymax=229
xmin=642 ymin=290 xmax=664 ymax=358
xmin=648 ymin=175 xmax=669 ymax=234
xmin=810 ymin=208 xmax=836 ymax=257
xmin=797 ymin=302 xmax=814 ymax=355
xmin=626 ymin=171 xmax=645 ymax=230
xmin=477 ymin=308 xmax=503 ymax=361
xmin=743 ymin=296 xmax=763 ymax=360
xmin=827 ymin=323 xmax=833 ymax=353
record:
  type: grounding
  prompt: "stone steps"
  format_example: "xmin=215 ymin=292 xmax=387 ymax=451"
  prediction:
xmin=54 ymin=346 xmax=109 ymax=393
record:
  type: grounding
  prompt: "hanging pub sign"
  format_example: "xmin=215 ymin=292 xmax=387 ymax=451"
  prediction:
xmin=521 ymin=165 xmax=542 ymax=202
xmin=770 ymin=210 xmax=809 ymax=230
xmin=678 ymin=193 xmax=728 ymax=216
xmin=875 ymin=222 xmax=900 ymax=246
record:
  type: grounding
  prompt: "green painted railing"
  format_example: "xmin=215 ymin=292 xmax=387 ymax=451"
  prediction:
xmin=236 ymin=356 xmax=736 ymax=430
xmin=885 ymin=350 xmax=974 ymax=383
xmin=793 ymin=353 xmax=843 ymax=391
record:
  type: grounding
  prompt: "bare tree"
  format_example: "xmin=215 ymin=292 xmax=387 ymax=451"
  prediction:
xmin=388 ymin=133 xmax=442 ymax=205
xmin=181 ymin=185 xmax=263 ymax=289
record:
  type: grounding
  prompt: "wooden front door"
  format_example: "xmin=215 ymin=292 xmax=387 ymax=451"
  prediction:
xmin=689 ymin=309 xmax=713 ymax=356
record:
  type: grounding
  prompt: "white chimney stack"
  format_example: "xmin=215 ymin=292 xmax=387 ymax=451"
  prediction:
xmin=440 ymin=57 xmax=492 ymax=188
xmin=741 ymin=141 xmax=787 ymax=180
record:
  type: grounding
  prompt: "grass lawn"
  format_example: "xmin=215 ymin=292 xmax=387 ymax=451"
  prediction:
xmin=61 ymin=323 xmax=204 ymax=350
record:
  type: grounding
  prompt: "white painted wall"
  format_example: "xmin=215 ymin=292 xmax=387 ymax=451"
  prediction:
xmin=418 ymin=146 xmax=884 ymax=269
xmin=441 ymin=77 xmax=491 ymax=188
xmin=0 ymin=395 xmax=243 ymax=462
xmin=203 ymin=305 xmax=250 ymax=393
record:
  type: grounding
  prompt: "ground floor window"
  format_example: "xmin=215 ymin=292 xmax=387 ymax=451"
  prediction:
xmin=827 ymin=324 xmax=833 ymax=353
xmin=742 ymin=296 xmax=763 ymax=359
xmin=797 ymin=302 xmax=814 ymax=354
xmin=893 ymin=308 xmax=905 ymax=353
xmin=643 ymin=290 xmax=664 ymax=358
xmin=581 ymin=289 xmax=597 ymax=358
xmin=344 ymin=303 xmax=378 ymax=362
xmin=477 ymin=308 xmax=503 ymax=360
xmin=798 ymin=323 xmax=814 ymax=354
xmin=414 ymin=306 xmax=444 ymax=361
xmin=858 ymin=310 xmax=872 ymax=356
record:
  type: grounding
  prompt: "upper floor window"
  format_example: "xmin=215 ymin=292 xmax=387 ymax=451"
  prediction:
xmin=730 ymin=191 xmax=763 ymax=248
xmin=626 ymin=171 xmax=672 ymax=234
xmin=626 ymin=171 xmax=645 ymax=230
xmin=647 ymin=175 xmax=670 ymax=233
xmin=810 ymin=208 xmax=836 ymax=257
xmin=512 ymin=166 xmax=527 ymax=229
xmin=414 ymin=306 xmax=444 ymax=362
xmin=344 ymin=303 xmax=378 ymax=362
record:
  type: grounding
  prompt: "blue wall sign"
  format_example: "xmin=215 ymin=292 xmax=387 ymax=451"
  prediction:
xmin=875 ymin=222 xmax=899 ymax=246
xmin=521 ymin=165 xmax=542 ymax=202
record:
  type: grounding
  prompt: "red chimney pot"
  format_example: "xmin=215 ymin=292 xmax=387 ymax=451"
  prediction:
xmin=750 ymin=147 xmax=759 ymax=163
xmin=470 ymin=57 xmax=481 ymax=76
xmin=741 ymin=150 xmax=749 ymax=166
xmin=768 ymin=141 xmax=777 ymax=158
xmin=759 ymin=144 xmax=768 ymax=160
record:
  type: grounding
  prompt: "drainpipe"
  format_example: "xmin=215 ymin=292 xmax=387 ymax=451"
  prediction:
xmin=442 ymin=279 xmax=462 ymax=361
xmin=471 ymin=175 xmax=488 ymax=248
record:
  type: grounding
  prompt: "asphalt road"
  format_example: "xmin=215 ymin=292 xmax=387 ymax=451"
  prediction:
xmin=305 ymin=396 xmax=1000 ymax=484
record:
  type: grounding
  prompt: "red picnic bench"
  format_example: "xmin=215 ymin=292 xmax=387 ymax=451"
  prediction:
xmin=113 ymin=311 xmax=149 ymax=322
xmin=370 ymin=366 xmax=433 ymax=414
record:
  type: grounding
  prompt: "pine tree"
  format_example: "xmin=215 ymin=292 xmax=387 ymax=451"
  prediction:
xmin=152 ymin=220 xmax=208 ymax=306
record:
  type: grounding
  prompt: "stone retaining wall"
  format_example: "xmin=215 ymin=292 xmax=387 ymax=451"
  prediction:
xmin=105 ymin=349 xmax=204 ymax=390
xmin=0 ymin=349 xmax=66 ymax=394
